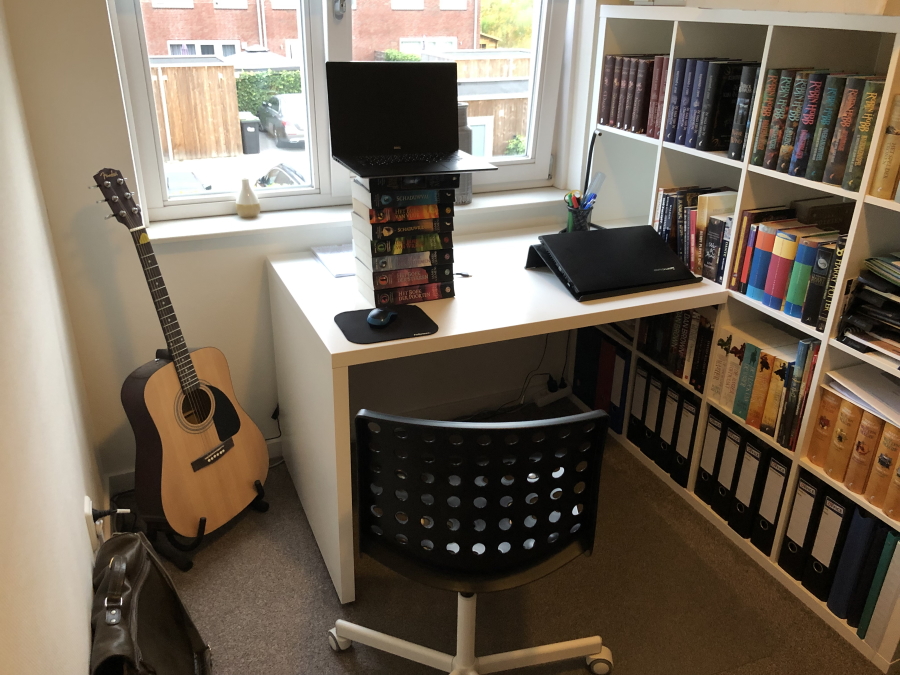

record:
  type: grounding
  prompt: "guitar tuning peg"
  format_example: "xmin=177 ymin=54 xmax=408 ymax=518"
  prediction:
xmin=116 ymin=178 xmax=125 ymax=185
xmin=89 ymin=185 xmax=99 ymax=189
xmin=95 ymin=199 xmax=108 ymax=204
xmin=131 ymin=206 xmax=141 ymax=215
xmin=104 ymin=213 xmax=118 ymax=220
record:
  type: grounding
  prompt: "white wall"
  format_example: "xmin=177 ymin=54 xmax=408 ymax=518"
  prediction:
xmin=0 ymin=1 xmax=103 ymax=672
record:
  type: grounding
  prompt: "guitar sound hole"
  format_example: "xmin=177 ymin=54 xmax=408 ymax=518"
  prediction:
xmin=182 ymin=389 xmax=212 ymax=425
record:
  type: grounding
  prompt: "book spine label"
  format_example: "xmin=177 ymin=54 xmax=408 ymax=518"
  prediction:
xmin=366 ymin=174 xmax=460 ymax=190
xmin=789 ymin=72 xmax=828 ymax=177
xmin=823 ymin=77 xmax=867 ymax=186
xmin=372 ymin=264 xmax=454 ymax=290
xmin=869 ymin=94 xmax=900 ymax=199
xmin=864 ymin=422 xmax=900 ymax=507
xmin=631 ymin=58 xmax=653 ymax=134
xmin=664 ymin=58 xmax=688 ymax=143
xmin=777 ymin=72 xmax=811 ymax=172
xmin=729 ymin=215 xmax=750 ymax=290
xmin=759 ymin=357 xmax=790 ymax=436
xmin=806 ymin=388 xmax=843 ymax=466
xmin=763 ymin=70 xmax=797 ymax=170
xmin=598 ymin=54 xmax=616 ymax=125
xmin=369 ymin=189 xmax=455 ymax=208
xmin=621 ymin=59 xmax=640 ymax=130
xmin=801 ymin=246 xmax=836 ymax=327
xmin=371 ymin=249 xmax=454 ymax=271
xmin=746 ymin=351 xmax=777 ymax=428
xmin=751 ymin=69 xmax=781 ymax=166
xmin=843 ymin=80 xmax=885 ymax=192
xmin=608 ymin=56 xmax=625 ymax=127
xmin=675 ymin=59 xmax=698 ymax=145
xmin=702 ymin=218 xmax=725 ymax=281
xmin=374 ymin=281 xmax=455 ymax=308
xmin=685 ymin=60 xmax=710 ymax=148
xmin=733 ymin=343 xmax=762 ymax=420
xmin=806 ymin=76 xmax=848 ymax=182
xmin=371 ymin=218 xmax=454 ymax=239
xmin=370 ymin=232 xmax=453 ymax=256
xmin=370 ymin=204 xmax=452 ymax=223
xmin=845 ymin=413 xmax=886 ymax=493
xmin=817 ymin=237 xmax=847 ymax=331
xmin=710 ymin=64 xmax=747 ymax=151
xmin=729 ymin=65 xmax=758 ymax=160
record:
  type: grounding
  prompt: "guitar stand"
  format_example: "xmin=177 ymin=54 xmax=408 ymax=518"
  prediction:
xmin=250 ymin=479 xmax=269 ymax=512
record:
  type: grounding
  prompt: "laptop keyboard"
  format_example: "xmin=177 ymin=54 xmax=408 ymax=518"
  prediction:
xmin=357 ymin=152 xmax=455 ymax=167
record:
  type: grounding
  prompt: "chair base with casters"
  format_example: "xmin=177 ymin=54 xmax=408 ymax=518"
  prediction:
xmin=332 ymin=409 xmax=613 ymax=675
xmin=328 ymin=592 xmax=612 ymax=674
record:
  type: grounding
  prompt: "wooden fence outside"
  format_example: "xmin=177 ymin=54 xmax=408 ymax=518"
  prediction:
xmin=467 ymin=98 xmax=529 ymax=157
xmin=151 ymin=65 xmax=242 ymax=161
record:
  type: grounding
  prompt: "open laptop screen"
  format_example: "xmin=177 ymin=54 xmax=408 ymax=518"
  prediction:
xmin=325 ymin=61 xmax=459 ymax=158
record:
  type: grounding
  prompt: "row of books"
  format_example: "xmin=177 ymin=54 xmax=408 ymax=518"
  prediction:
xmin=727 ymin=197 xmax=852 ymax=331
xmin=663 ymin=58 xmax=761 ymax=159
xmin=350 ymin=174 xmax=458 ymax=308
xmin=571 ymin=327 xmax=631 ymax=435
xmin=626 ymin=360 xmax=700 ymax=490
xmin=695 ymin=406 xmax=790 ymax=556
xmin=749 ymin=69 xmax=885 ymax=192
xmin=635 ymin=308 xmax=716 ymax=394
xmin=838 ymin=268 xmax=900 ymax=367
xmin=868 ymin=95 xmax=900 ymax=200
xmin=597 ymin=54 xmax=670 ymax=138
xmin=708 ymin=320 xmax=821 ymax=451
xmin=806 ymin=386 xmax=900 ymax=519
xmin=780 ymin=470 xmax=900 ymax=655
xmin=652 ymin=185 xmax=737 ymax=279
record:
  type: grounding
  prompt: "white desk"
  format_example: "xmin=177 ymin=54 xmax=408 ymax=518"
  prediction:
xmin=267 ymin=224 xmax=728 ymax=603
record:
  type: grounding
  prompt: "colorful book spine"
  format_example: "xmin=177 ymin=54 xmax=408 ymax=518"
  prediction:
xmin=784 ymin=240 xmax=820 ymax=318
xmin=685 ymin=60 xmax=711 ymax=148
xmin=598 ymin=53 xmax=616 ymax=125
xmin=702 ymin=215 xmax=726 ymax=281
xmin=733 ymin=341 xmax=763 ymax=420
xmin=778 ymin=339 xmax=811 ymax=448
xmin=823 ymin=77 xmax=868 ymax=186
xmin=750 ymin=69 xmax=780 ymax=166
xmin=370 ymin=249 xmax=454 ymax=271
xmin=763 ymin=70 xmax=799 ymax=170
xmin=370 ymin=265 xmax=454 ymax=290
xmin=806 ymin=75 xmax=849 ymax=182
xmin=746 ymin=224 xmax=781 ymax=302
xmin=864 ymin=422 xmax=900 ymax=507
xmin=369 ymin=204 xmax=452 ymax=223
xmin=729 ymin=65 xmax=759 ymax=160
xmin=788 ymin=71 xmax=829 ymax=177
xmin=845 ymin=413 xmax=886 ymax=493
xmin=806 ymin=388 xmax=843 ymax=466
xmin=369 ymin=232 xmax=453 ymax=257
xmin=716 ymin=216 xmax=734 ymax=285
xmin=664 ymin=58 xmax=688 ymax=143
xmin=739 ymin=224 xmax=759 ymax=295
xmin=746 ymin=350 xmax=777 ymax=428
xmin=374 ymin=281 xmax=455 ymax=308
xmin=369 ymin=218 xmax=454 ymax=239
xmin=817 ymin=235 xmax=848 ymax=331
xmin=777 ymin=71 xmax=813 ymax=172
xmin=869 ymin=94 xmax=900 ymax=199
xmin=762 ymin=230 xmax=802 ymax=310
xmin=369 ymin=188 xmax=455 ymax=208
xmin=608 ymin=56 xmax=625 ymax=127
xmin=801 ymin=243 xmax=837 ymax=327
xmin=843 ymin=79 xmax=886 ymax=192
xmin=675 ymin=59 xmax=699 ymax=145
xmin=760 ymin=357 xmax=791 ymax=436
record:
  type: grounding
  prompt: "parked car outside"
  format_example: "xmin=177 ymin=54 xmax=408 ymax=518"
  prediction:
xmin=166 ymin=171 xmax=211 ymax=196
xmin=257 ymin=93 xmax=307 ymax=148
xmin=255 ymin=163 xmax=307 ymax=189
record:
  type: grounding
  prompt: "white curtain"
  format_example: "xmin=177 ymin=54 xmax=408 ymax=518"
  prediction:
xmin=0 ymin=1 xmax=101 ymax=672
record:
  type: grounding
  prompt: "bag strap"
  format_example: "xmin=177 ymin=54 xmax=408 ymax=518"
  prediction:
xmin=104 ymin=555 xmax=127 ymax=626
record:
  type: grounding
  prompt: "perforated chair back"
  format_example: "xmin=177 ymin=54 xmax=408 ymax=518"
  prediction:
xmin=355 ymin=409 xmax=609 ymax=594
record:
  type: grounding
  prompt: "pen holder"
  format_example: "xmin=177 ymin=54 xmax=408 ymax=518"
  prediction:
xmin=566 ymin=206 xmax=593 ymax=232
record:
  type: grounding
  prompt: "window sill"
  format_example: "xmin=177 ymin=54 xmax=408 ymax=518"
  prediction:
xmin=147 ymin=187 xmax=569 ymax=244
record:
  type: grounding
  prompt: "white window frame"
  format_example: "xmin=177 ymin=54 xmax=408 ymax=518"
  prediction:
xmin=111 ymin=0 xmax=349 ymax=221
xmin=439 ymin=0 xmax=467 ymax=10
xmin=151 ymin=0 xmax=193 ymax=8
xmin=213 ymin=0 xmax=248 ymax=9
xmin=390 ymin=0 xmax=424 ymax=10
xmin=165 ymin=40 xmax=241 ymax=58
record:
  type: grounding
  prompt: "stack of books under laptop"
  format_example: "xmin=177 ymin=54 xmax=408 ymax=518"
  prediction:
xmin=351 ymin=174 xmax=458 ymax=308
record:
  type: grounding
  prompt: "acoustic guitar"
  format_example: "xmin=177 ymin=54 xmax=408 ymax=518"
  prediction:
xmin=94 ymin=168 xmax=268 ymax=537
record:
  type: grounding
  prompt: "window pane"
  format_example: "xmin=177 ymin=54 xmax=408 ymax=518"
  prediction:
xmin=139 ymin=0 xmax=313 ymax=199
xmin=352 ymin=0 xmax=540 ymax=159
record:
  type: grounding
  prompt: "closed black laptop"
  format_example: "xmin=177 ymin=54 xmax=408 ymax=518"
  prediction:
xmin=528 ymin=227 xmax=701 ymax=301
xmin=325 ymin=61 xmax=496 ymax=178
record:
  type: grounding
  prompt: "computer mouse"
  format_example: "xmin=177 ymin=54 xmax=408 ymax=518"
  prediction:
xmin=367 ymin=308 xmax=397 ymax=328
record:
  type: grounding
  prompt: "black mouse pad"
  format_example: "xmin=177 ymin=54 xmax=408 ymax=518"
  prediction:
xmin=334 ymin=305 xmax=439 ymax=344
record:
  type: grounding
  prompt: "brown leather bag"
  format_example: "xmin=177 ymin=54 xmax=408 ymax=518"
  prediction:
xmin=91 ymin=532 xmax=212 ymax=675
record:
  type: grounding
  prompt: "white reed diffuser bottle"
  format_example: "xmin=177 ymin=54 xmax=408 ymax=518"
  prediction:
xmin=236 ymin=178 xmax=261 ymax=218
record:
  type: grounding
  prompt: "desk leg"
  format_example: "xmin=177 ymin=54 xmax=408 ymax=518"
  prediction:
xmin=269 ymin=275 xmax=356 ymax=602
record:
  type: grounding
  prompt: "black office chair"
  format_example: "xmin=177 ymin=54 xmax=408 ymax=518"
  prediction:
xmin=328 ymin=409 xmax=613 ymax=675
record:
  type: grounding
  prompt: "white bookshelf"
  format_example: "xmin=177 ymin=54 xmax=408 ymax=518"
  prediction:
xmin=579 ymin=6 xmax=900 ymax=673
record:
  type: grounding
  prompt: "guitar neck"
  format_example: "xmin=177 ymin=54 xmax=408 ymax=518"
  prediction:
xmin=129 ymin=230 xmax=199 ymax=392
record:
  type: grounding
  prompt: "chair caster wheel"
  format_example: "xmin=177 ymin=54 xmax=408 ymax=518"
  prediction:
xmin=328 ymin=628 xmax=352 ymax=652
xmin=586 ymin=646 xmax=613 ymax=674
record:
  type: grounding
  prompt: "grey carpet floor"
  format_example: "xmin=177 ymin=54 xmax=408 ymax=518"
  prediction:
xmin=163 ymin=438 xmax=881 ymax=675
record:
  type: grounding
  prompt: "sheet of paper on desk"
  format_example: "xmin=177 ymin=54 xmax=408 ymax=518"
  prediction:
xmin=312 ymin=244 xmax=354 ymax=277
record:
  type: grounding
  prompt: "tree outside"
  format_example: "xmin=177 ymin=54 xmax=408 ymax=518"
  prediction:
xmin=480 ymin=0 xmax=534 ymax=49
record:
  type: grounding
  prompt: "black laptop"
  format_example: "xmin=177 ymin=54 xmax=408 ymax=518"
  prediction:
xmin=325 ymin=61 xmax=497 ymax=178
xmin=526 ymin=227 xmax=701 ymax=301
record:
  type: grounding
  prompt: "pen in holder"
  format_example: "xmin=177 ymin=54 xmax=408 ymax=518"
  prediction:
xmin=566 ymin=205 xmax=593 ymax=232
